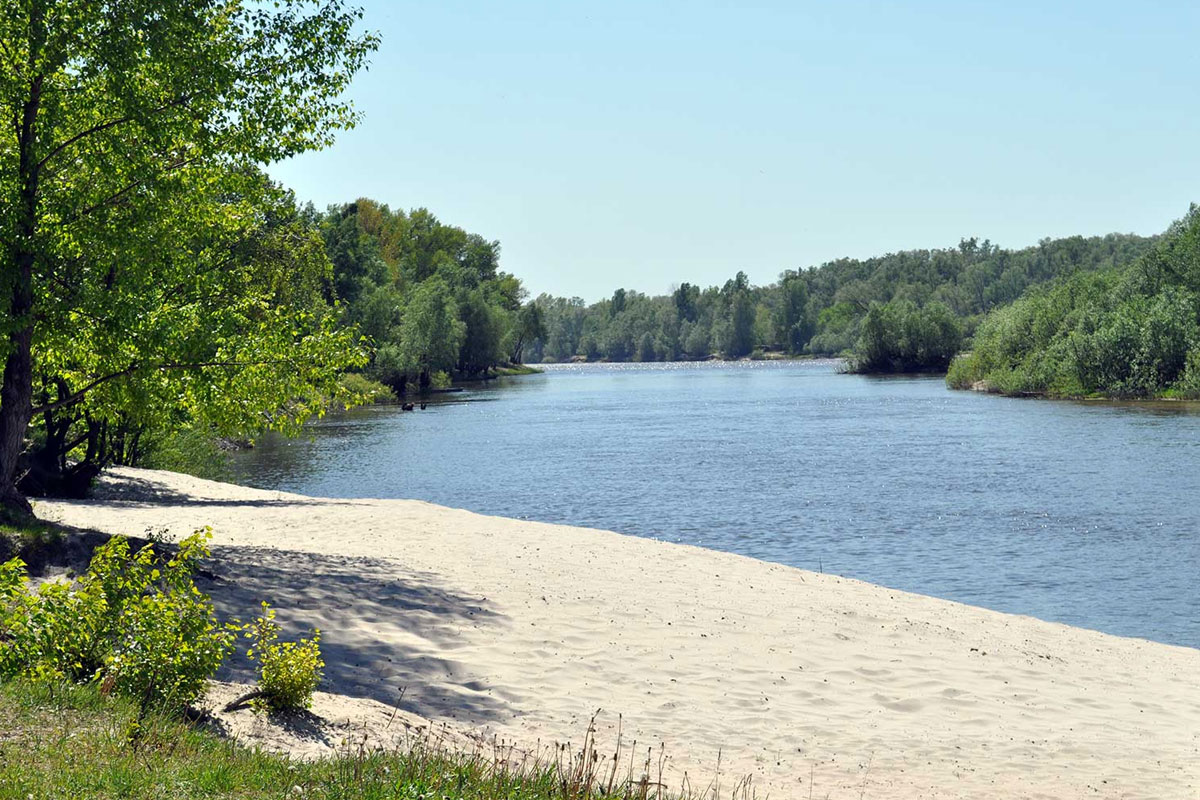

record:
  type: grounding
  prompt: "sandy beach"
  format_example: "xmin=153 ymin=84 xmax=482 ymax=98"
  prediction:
xmin=35 ymin=467 xmax=1200 ymax=799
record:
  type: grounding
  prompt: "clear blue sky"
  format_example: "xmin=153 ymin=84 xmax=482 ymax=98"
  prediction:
xmin=270 ymin=1 xmax=1200 ymax=301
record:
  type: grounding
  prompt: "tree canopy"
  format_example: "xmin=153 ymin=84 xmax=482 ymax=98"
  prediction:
xmin=314 ymin=199 xmax=535 ymax=394
xmin=0 ymin=1 xmax=377 ymax=512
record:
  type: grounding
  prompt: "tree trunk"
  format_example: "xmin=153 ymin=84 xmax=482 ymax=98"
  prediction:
xmin=0 ymin=69 xmax=44 ymax=517
xmin=0 ymin=327 xmax=34 ymax=517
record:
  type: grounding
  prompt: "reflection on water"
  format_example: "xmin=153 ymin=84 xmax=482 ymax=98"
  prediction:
xmin=229 ymin=360 xmax=1200 ymax=648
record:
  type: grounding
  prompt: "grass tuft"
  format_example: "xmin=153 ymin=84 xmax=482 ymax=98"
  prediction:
xmin=0 ymin=681 xmax=761 ymax=800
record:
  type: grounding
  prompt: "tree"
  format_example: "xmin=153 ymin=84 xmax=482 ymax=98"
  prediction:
xmin=24 ymin=173 xmax=368 ymax=498
xmin=776 ymin=275 xmax=812 ymax=354
xmin=673 ymin=283 xmax=699 ymax=322
xmin=0 ymin=1 xmax=377 ymax=513
xmin=457 ymin=288 xmax=505 ymax=376
xmin=391 ymin=279 xmax=464 ymax=387
xmin=610 ymin=288 xmax=627 ymax=317
xmin=853 ymin=300 xmax=962 ymax=373
xmin=509 ymin=303 xmax=547 ymax=364
xmin=726 ymin=288 xmax=756 ymax=358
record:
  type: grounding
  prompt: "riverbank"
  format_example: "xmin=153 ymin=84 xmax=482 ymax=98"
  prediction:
xmin=34 ymin=468 xmax=1200 ymax=799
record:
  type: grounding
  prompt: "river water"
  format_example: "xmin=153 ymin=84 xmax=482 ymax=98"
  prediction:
xmin=228 ymin=360 xmax=1200 ymax=648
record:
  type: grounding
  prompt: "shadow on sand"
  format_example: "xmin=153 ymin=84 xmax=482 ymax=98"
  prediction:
xmin=200 ymin=545 xmax=513 ymax=728
xmin=83 ymin=470 xmax=363 ymax=510
xmin=22 ymin=466 xmax=517 ymax=730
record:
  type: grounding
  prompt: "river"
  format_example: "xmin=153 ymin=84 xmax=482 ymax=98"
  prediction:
xmin=228 ymin=360 xmax=1200 ymax=648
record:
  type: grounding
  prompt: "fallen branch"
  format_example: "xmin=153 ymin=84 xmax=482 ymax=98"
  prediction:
xmin=222 ymin=689 xmax=266 ymax=712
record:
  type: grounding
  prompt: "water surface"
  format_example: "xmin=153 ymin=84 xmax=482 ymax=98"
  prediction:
xmin=229 ymin=361 xmax=1200 ymax=648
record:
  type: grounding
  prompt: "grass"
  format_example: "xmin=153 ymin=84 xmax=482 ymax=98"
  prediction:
xmin=492 ymin=363 xmax=544 ymax=376
xmin=0 ymin=680 xmax=727 ymax=800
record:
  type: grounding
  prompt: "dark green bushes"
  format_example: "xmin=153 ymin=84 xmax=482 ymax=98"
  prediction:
xmin=849 ymin=300 xmax=963 ymax=373
xmin=949 ymin=205 xmax=1200 ymax=398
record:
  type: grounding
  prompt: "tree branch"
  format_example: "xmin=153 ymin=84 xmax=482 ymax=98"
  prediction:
xmin=52 ymin=154 xmax=203 ymax=227
xmin=37 ymin=93 xmax=198 ymax=172
xmin=36 ymin=115 xmax=132 ymax=171
xmin=30 ymin=358 xmax=302 ymax=416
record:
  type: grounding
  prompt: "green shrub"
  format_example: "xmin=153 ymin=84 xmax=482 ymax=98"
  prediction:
xmin=945 ymin=352 xmax=981 ymax=389
xmin=104 ymin=533 xmax=238 ymax=711
xmin=338 ymin=371 xmax=397 ymax=404
xmin=0 ymin=529 xmax=236 ymax=712
xmin=245 ymin=602 xmax=323 ymax=712
xmin=0 ymin=556 xmax=27 ymax=677
xmin=0 ymin=537 xmax=157 ymax=683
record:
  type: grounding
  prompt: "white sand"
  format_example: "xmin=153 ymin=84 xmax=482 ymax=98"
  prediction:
xmin=37 ymin=467 xmax=1200 ymax=799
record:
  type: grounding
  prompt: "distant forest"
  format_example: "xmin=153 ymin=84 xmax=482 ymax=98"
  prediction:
xmin=525 ymin=231 xmax=1158 ymax=372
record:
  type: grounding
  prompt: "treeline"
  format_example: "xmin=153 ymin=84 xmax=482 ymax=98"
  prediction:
xmin=526 ymin=232 xmax=1158 ymax=369
xmin=313 ymin=200 xmax=544 ymax=395
xmin=949 ymin=205 xmax=1200 ymax=398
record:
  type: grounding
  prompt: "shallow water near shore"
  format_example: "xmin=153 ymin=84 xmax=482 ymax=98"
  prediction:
xmin=229 ymin=360 xmax=1200 ymax=648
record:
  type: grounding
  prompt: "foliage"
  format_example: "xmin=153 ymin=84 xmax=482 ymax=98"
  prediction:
xmin=0 ymin=679 xmax=673 ymax=800
xmin=320 ymin=200 xmax=539 ymax=392
xmin=245 ymin=603 xmax=323 ymax=713
xmin=949 ymin=205 xmax=1200 ymax=398
xmin=337 ymin=372 xmax=398 ymax=405
xmin=105 ymin=535 xmax=239 ymax=711
xmin=1 ymin=537 xmax=158 ymax=683
xmin=0 ymin=530 xmax=235 ymax=711
xmin=850 ymin=301 xmax=963 ymax=373
xmin=0 ymin=2 xmax=379 ymax=509
xmin=524 ymin=232 xmax=1157 ymax=367
xmin=0 ymin=557 xmax=27 ymax=677
xmin=20 ymin=175 xmax=370 ymax=500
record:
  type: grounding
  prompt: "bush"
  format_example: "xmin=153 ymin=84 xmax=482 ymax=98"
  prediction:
xmin=245 ymin=602 xmax=323 ymax=712
xmin=0 ymin=536 xmax=157 ymax=683
xmin=850 ymin=300 xmax=963 ymax=373
xmin=104 ymin=533 xmax=238 ymax=711
xmin=339 ymin=371 xmax=397 ymax=404
xmin=952 ymin=205 xmax=1200 ymax=398
xmin=0 ymin=529 xmax=236 ymax=711
xmin=0 ymin=557 xmax=27 ymax=677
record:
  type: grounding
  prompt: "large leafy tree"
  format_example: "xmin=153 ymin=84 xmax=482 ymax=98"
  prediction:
xmin=25 ymin=172 xmax=367 ymax=497
xmin=373 ymin=278 xmax=464 ymax=390
xmin=0 ymin=1 xmax=377 ymax=513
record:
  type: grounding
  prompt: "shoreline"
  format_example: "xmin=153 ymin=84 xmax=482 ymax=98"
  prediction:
xmin=34 ymin=467 xmax=1200 ymax=799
